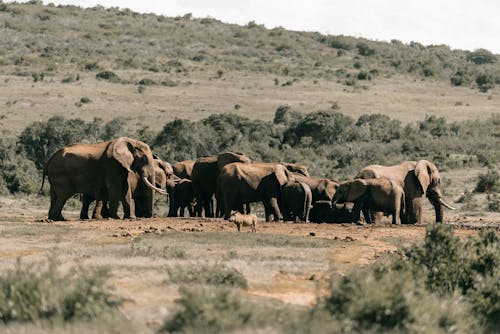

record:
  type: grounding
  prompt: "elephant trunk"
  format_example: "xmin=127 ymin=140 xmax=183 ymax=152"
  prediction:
xmin=433 ymin=202 xmax=444 ymax=223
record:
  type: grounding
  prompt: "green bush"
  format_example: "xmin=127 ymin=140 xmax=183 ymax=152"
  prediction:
xmin=284 ymin=111 xmax=355 ymax=146
xmin=95 ymin=71 xmax=120 ymax=83
xmin=0 ymin=257 xmax=120 ymax=323
xmin=166 ymin=263 xmax=248 ymax=288
xmin=476 ymin=73 xmax=495 ymax=92
xmin=314 ymin=225 xmax=499 ymax=332
xmin=467 ymin=49 xmax=496 ymax=65
xmin=159 ymin=287 xmax=268 ymax=333
xmin=475 ymin=169 xmax=499 ymax=193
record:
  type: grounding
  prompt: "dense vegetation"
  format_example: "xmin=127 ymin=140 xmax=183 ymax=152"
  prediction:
xmin=0 ymin=1 xmax=499 ymax=92
xmin=1 ymin=109 xmax=498 ymax=211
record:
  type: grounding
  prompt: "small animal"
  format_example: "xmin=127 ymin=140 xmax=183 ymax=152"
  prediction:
xmin=228 ymin=212 xmax=257 ymax=233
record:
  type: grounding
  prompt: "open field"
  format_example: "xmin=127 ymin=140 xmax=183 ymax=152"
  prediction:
xmin=1 ymin=73 xmax=499 ymax=135
xmin=0 ymin=202 xmax=498 ymax=333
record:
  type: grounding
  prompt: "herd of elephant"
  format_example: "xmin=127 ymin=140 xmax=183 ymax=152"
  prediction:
xmin=41 ymin=137 xmax=456 ymax=225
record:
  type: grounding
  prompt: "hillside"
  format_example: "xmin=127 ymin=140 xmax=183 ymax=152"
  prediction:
xmin=0 ymin=1 xmax=499 ymax=135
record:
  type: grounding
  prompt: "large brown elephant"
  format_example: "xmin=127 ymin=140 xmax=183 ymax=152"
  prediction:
xmin=173 ymin=160 xmax=195 ymax=179
xmin=218 ymin=162 xmax=295 ymax=222
xmin=333 ymin=178 xmax=405 ymax=225
xmin=356 ymin=160 xmax=456 ymax=224
xmin=191 ymin=152 xmax=251 ymax=217
xmin=43 ymin=137 xmax=166 ymax=221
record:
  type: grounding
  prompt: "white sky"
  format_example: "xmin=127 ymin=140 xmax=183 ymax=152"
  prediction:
xmin=25 ymin=1 xmax=500 ymax=53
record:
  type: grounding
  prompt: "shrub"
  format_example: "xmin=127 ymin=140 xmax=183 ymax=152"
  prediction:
xmin=475 ymin=169 xmax=499 ymax=193
xmin=138 ymin=78 xmax=156 ymax=86
xmin=467 ymin=49 xmax=496 ymax=65
xmin=79 ymin=96 xmax=91 ymax=104
xmin=273 ymin=105 xmax=303 ymax=127
xmin=0 ymin=257 xmax=120 ymax=323
xmin=476 ymin=73 xmax=495 ymax=92
xmin=405 ymin=224 xmax=473 ymax=294
xmin=160 ymin=287 xmax=258 ymax=333
xmin=450 ymin=69 xmax=472 ymax=86
xmin=166 ymin=263 xmax=248 ymax=288
xmin=355 ymin=113 xmax=401 ymax=142
xmin=284 ymin=111 xmax=355 ymax=146
xmin=96 ymin=71 xmax=120 ymax=83
xmin=356 ymin=42 xmax=376 ymax=56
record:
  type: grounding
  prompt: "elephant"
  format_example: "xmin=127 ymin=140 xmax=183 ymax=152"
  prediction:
xmin=333 ymin=178 xmax=405 ymax=225
xmin=292 ymin=174 xmax=339 ymax=203
xmin=173 ymin=160 xmax=195 ymax=179
xmin=191 ymin=152 xmax=251 ymax=217
xmin=42 ymin=137 xmax=167 ymax=221
xmin=309 ymin=201 xmax=354 ymax=223
xmin=167 ymin=178 xmax=196 ymax=217
xmin=279 ymin=162 xmax=310 ymax=177
xmin=280 ymin=181 xmax=312 ymax=222
xmin=80 ymin=157 xmax=173 ymax=219
xmin=356 ymin=160 xmax=456 ymax=224
xmin=309 ymin=200 xmax=332 ymax=223
xmin=218 ymin=162 xmax=295 ymax=222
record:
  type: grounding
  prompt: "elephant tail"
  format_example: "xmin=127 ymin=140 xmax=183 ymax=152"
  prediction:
xmin=39 ymin=166 xmax=47 ymax=194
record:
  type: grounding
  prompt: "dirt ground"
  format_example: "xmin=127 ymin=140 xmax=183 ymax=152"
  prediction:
xmin=0 ymin=203 xmax=499 ymax=332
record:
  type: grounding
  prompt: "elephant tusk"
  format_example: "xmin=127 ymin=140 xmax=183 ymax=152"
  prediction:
xmin=143 ymin=177 xmax=169 ymax=195
xmin=439 ymin=198 xmax=456 ymax=210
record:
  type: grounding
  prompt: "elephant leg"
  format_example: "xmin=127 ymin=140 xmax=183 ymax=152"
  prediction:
xmin=196 ymin=200 xmax=205 ymax=218
xmin=223 ymin=196 xmax=233 ymax=220
xmin=304 ymin=203 xmax=311 ymax=223
xmin=188 ymin=204 xmax=196 ymax=217
xmin=262 ymin=201 xmax=273 ymax=222
xmin=80 ymin=193 xmax=92 ymax=220
xmin=269 ymin=197 xmax=282 ymax=222
xmin=362 ymin=207 xmax=373 ymax=224
xmin=122 ymin=186 xmax=136 ymax=219
xmin=49 ymin=191 xmax=70 ymax=221
xmin=107 ymin=189 xmax=121 ymax=220
xmin=352 ymin=201 xmax=364 ymax=224
xmin=179 ymin=205 xmax=186 ymax=217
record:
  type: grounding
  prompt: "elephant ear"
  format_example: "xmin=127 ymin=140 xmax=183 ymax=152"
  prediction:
xmin=112 ymin=137 xmax=134 ymax=172
xmin=415 ymin=160 xmax=440 ymax=192
xmin=346 ymin=179 xmax=367 ymax=202
xmin=275 ymin=164 xmax=294 ymax=186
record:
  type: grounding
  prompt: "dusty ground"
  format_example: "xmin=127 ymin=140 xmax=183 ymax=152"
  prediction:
xmin=1 ymin=200 xmax=498 ymax=332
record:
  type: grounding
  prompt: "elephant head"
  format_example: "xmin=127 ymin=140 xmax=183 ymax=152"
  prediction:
xmin=333 ymin=179 xmax=366 ymax=204
xmin=107 ymin=137 xmax=167 ymax=217
xmin=152 ymin=155 xmax=175 ymax=188
xmin=414 ymin=160 xmax=455 ymax=223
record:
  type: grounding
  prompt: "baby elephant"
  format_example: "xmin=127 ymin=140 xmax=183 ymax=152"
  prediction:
xmin=228 ymin=212 xmax=257 ymax=233
xmin=333 ymin=178 xmax=405 ymax=225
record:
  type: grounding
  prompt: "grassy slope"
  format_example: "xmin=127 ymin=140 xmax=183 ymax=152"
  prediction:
xmin=0 ymin=2 xmax=499 ymax=135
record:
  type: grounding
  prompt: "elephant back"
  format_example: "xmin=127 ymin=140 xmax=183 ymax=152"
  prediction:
xmin=173 ymin=160 xmax=196 ymax=179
